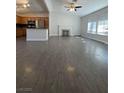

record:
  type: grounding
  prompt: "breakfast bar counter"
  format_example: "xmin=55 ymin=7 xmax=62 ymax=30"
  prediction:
xmin=26 ymin=28 xmax=48 ymax=41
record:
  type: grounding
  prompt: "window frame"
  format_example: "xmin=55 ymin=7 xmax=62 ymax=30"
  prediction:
xmin=87 ymin=19 xmax=108 ymax=36
xmin=97 ymin=20 xmax=108 ymax=36
xmin=87 ymin=21 xmax=97 ymax=34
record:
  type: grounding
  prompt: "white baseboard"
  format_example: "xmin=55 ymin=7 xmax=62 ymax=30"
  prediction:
xmin=49 ymin=34 xmax=81 ymax=37
xmin=81 ymin=35 xmax=108 ymax=44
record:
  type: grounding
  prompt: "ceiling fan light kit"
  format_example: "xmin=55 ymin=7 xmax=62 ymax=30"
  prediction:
xmin=64 ymin=0 xmax=82 ymax=12
xmin=69 ymin=8 xmax=75 ymax=11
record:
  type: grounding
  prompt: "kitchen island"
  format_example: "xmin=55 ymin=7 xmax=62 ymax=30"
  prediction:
xmin=26 ymin=28 xmax=48 ymax=41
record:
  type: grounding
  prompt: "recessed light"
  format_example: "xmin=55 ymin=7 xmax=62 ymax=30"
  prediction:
xmin=23 ymin=4 xmax=27 ymax=8
xmin=27 ymin=3 xmax=30 ymax=7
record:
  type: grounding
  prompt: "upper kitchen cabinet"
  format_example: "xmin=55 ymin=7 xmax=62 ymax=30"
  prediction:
xmin=21 ymin=17 xmax=28 ymax=24
xmin=16 ymin=16 xmax=22 ymax=24
xmin=16 ymin=16 xmax=49 ymax=28
xmin=44 ymin=18 xmax=49 ymax=28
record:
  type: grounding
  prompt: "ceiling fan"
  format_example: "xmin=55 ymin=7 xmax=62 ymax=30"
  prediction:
xmin=64 ymin=0 xmax=82 ymax=11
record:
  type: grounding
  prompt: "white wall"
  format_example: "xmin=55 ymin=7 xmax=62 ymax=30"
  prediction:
xmin=81 ymin=7 xmax=108 ymax=44
xmin=49 ymin=12 xmax=81 ymax=36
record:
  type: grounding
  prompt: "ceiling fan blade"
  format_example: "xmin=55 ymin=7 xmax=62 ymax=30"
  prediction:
xmin=75 ymin=6 xmax=82 ymax=8
xmin=72 ymin=0 xmax=77 ymax=2
xmin=64 ymin=6 xmax=70 ymax=8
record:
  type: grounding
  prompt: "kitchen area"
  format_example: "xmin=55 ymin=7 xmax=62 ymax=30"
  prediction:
xmin=16 ymin=16 xmax=49 ymax=41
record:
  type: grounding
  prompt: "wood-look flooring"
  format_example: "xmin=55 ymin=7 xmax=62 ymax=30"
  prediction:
xmin=16 ymin=36 xmax=108 ymax=93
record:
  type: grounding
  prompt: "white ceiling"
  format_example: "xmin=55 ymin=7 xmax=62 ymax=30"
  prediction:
xmin=45 ymin=0 xmax=108 ymax=16
xmin=16 ymin=0 xmax=108 ymax=17
xmin=16 ymin=0 xmax=48 ymax=16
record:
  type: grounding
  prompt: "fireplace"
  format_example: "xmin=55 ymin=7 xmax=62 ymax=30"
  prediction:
xmin=62 ymin=29 xmax=70 ymax=37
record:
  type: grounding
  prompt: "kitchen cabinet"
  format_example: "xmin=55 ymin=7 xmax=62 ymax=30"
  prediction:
xmin=16 ymin=16 xmax=49 ymax=37
xmin=16 ymin=16 xmax=22 ymax=24
xmin=21 ymin=17 xmax=28 ymax=24
xmin=44 ymin=18 xmax=49 ymax=28
xmin=26 ymin=28 xmax=48 ymax=41
xmin=16 ymin=28 xmax=26 ymax=37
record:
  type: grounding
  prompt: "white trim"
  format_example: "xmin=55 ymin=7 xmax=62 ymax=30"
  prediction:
xmin=81 ymin=35 xmax=108 ymax=44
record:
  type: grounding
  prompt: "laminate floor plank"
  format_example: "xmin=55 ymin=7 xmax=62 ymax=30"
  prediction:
xmin=16 ymin=37 xmax=108 ymax=93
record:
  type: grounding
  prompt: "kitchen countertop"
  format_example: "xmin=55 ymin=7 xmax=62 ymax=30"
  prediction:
xmin=27 ymin=28 xmax=48 ymax=29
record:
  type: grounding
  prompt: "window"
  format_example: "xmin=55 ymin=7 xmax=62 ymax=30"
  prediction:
xmin=87 ymin=20 xmax=108 ymax=36
xmin=87 ymin=22 xmax=97 ymax=34
xmin=97 ymin=20 xmax=108 ymax=35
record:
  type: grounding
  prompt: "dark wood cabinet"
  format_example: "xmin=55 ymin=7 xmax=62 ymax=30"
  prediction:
xmin=16 ymin=16 xmax=49 ymax=37
xmin=16 ymin=16 xmax=22 ymax=24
